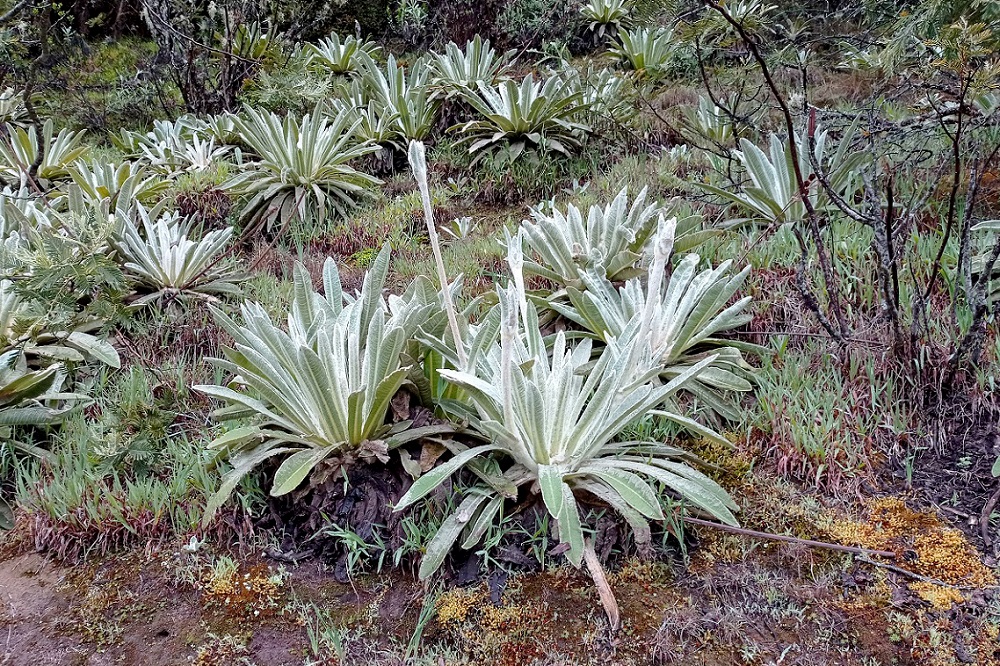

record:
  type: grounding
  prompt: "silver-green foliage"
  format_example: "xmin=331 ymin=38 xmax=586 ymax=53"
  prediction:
xmin=551 ymin=253 xmax=757 ymax=420
xmin=701 ymin=124 xmax=870 ymax=226
xmin=194 ymin=245 xmax=446 ymax=522
xmin=67 ymin=160 xmax=170 ymax=210
xmin=359 ymin=54 xmax=440 ymax=141
xmin=0 ymin=88 xmax=28 ymax=127
xmin=303 ymin=32 xmax=382 ymax=75
xmin=518 ymin=186 xmax=661 ymax=287
xmin=456 ymin=74 xmax=591 ymax=163
xmin=116 ymin=210 xmax=240 ymax=303
xmin=609 ymin=27 xmax=678 ymax=81
xmin=114 ymin=119 xmax=231 ymax=175
xmin=581 ymin=0 xmax=631 ymax=41
xmin=691 ymin=96 xmax=735 ymax=145
xmin=395 ymin=236 xmax=739 ymax=578
xmin=564 ymin=67 xmax=634 ymax=126
xmin=227 ymin=107 xmax=380 ymax=228
xmin=0 ymin=350 xmax=78 ymax=429
xmin=0 ymin=120 xmax=89 ymax=185
xmin=431 ymin=36 xmax=515 ymax=96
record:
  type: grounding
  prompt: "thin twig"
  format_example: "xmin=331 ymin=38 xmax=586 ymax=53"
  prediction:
xmin=683 ymin=516 xmax=896 ymax=559
xmin=855 ymin=555 xmax=997 ymax=591
xmin=0 ymin=0 xmax=30 ymax=25
xmin=980 ymin=484 xmax=1000 ymax=549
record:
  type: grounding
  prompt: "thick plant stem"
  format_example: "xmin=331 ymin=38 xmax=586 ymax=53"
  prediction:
xmin=583 ymin=538 xmax=620 ymax=633
xmin=408 ymin=140 xmax=467 ymax=368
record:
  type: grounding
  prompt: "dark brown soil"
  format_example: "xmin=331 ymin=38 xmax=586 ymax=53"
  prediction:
xmin=893 ymin=404 xmax=1000 ymax=558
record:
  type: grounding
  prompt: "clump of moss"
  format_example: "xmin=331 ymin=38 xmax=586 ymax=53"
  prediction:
xmin=435 ymin=586 xmax=484 ymax=625
xmin=688 ymin=436 xmax=753 ymax=488
xmin=434 ymin=578 xmax=567 ymax=666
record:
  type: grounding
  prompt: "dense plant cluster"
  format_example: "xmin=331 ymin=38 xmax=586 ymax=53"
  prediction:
xmin=1 ymin=0 xmax=1000 ymax=657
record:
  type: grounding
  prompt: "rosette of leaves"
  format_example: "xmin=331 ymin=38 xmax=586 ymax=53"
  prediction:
xmin=115 ymin=210 xmax=241 ymax=304
xmin=302 ymin=32 xmax=382 ymax=75
xmin=699 ymin=123 xmax=869 ymax=226
xmin=395 ymin=235 xmax=739 ymax=580
xmin=430 ymin=36 xmax=515 ymax=97
xmin=194 ymin=245 xmax=450 ymax=522
xmin=455 ymin=74 xmax=591 ymax=164
xmin=0 ymin=120 xmax=89 ymax=186
xmin=581 ymin=0 xmax=631 ymax=43
xmin=358 ymin=53 xmax=440 ymax=142
xmin=517 ymin=187 xmax=662 ymax=288
xmin=609 ymin=27 xmax=678 ymax=81
xmin=226 ymin=107 xmax=380 ymax=231
xmin=550 ymin=252 xmax=760 ymax=421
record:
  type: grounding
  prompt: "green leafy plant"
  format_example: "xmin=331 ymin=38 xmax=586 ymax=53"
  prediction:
xmin=359 ymin=54 xmax=440 ymax=142
xmin=0 ymin=120 xmax=89 ymax=185
xmin=517 ymin=186 xmax=662 ymax=287
xmin=194 ymin=245 xmax=448 ymax=522
xmin=609 ymin=27 xmax=677 ymax=81
xmin=0 ymin=350 xmax=85 ymax=529
xmin=0 ymin=279 xmax=120 ymax=368
xmin=227 ymin=107 xmax=380 ymax=231
xmin=303 ymin=33 xmax=382 ymax=75
xmin=67 ymin=160 xmax=170 ymax=210
xmin=116 ymin=210 xmax=241 ymax=304
xmin=0 ymin=351 xmax=78 ymax=432
xmin=430 ymin=36 xmax=515 ymax=96
xmin=690 ymin=95 xmax=735 ymax=145
xmin=0 ymin=88 xmax=28 ymax=127
xmin=700 ymin=124 xmax=870 ymax=226
xmin=396 ymin=238 xmax=738 ymax=580
xmin=456 ymin=74 xmax=591 ymax=163
xmin=550 ymin=251 xmax=759 ymax=421
xmin=581 ymin=0 xmax=631 ymax=43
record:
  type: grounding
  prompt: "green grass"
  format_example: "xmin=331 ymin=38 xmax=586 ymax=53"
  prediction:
xmin=16 ymin=418 xmax=261 ymax=560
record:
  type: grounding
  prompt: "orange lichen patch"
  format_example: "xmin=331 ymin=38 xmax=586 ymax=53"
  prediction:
xmin=909 ymin=582 xmax=965 ymax=610
xmin=829 ymin=497 xmax=995 ymax=587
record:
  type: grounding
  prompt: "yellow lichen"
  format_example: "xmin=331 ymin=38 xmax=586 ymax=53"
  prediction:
xmin=435 ymin=586 xmax=484 ymax=625
xmin=828 ymin=497 xmax=995 ymax=587
xmin=908 ymin=582 xmax=965 ymax=610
